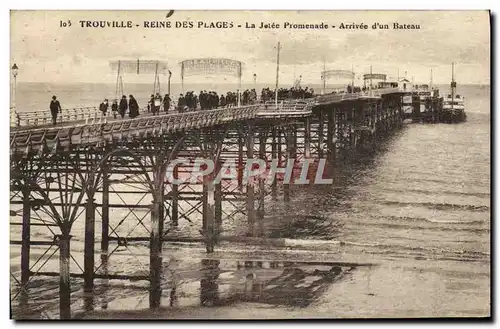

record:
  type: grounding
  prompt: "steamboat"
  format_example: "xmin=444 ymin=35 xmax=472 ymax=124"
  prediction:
xmin=441 ymin=62 xmax=466 ymax=123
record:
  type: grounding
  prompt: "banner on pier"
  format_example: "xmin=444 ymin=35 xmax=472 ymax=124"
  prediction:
xmin=363 ymin=73 xmax=387 ymax=81
xmin=180 ymin=58 xmax=243 ymax=78
xmin=321 ymin=69 xmax=355 ymax=80
xmin=109 ymin=60 xmax=169 ymax=75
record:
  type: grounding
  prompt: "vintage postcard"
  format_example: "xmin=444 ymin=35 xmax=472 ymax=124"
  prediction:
xmin=9 ymin=10 xmax=490 ymax=320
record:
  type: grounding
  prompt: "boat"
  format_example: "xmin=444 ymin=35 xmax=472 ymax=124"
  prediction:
xmin=441 ymin=63 xmax=466 ymax=123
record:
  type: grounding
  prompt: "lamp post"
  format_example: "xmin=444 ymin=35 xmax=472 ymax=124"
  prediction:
xmin=11 ymin=64 xmax=18 ymax=112
xmin=253 ymin=73 xmax=256 ymax=89
xmin=168 ymin=70 xmax=172 ymax=95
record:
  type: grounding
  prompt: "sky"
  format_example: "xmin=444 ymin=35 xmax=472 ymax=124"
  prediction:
xmin=10 ymin=10 xmax=490 ymax=85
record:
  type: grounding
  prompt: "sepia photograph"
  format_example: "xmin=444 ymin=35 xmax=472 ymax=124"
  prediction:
xmin=8 ymin=9 xmax=491 ymax=320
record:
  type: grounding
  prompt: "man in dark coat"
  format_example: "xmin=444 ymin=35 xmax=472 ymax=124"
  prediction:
xmin=177 ymin=94 xmax=185 ymax=113
xmin=99 ymin=99 xmax=109 ymax=116
xmin=111 ymin=99 xmax=118 ymax=119
xmin=163 ymin=94 xmax=171 ymax=113
xmin=49 ymin=95 xmax=62 ymax=125
xmin=118 ymin=95 xmax=128 ymax=118
xmin=128 ymin=95 xmax=139 ymax=118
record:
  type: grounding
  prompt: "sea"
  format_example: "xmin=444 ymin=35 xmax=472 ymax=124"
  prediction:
xmin=10 ymin=83 xmax=490 ymax=319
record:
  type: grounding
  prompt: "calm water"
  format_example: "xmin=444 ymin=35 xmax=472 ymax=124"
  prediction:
xmin=10 ymin=84 xmax=490 ymax=319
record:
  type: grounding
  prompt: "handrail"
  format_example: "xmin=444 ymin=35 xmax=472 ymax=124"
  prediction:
xmin=257 ymin=99 xmax=313 ymax=117
xmin=10 ymin=105 xmax=261 ymax=152
xmin=315 ymin=87 xmax=403 ymax=104
xmin=11 ymin=106 xmax=150 ymax=128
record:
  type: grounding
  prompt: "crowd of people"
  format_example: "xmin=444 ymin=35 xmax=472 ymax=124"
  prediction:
xmin=98 ymin=95 xmax=141 ymax=119
xmin=176 ymin=90 xmax=248 ymax=112
xmin=49 ymin=86 xmax=323 ymax=125
xmin=260 ymin=87 xmax=315 ymax=102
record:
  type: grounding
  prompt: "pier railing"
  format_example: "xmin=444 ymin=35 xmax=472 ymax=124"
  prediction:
xmin=10 ymin=106 xmax=151 ymax=128
xmin=257 ymin=100 xmax=314 ymax=118
xmin=315 ymin=87 xmax=403 ymax=104
xmin=10 ymin=105 xmax=261 ymax=151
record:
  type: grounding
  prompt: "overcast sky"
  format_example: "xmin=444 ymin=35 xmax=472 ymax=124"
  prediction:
xmin=10 ymin=10 xmax=490 ymax=85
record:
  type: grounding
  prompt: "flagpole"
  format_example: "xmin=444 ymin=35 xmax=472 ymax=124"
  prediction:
xmin=238 ymin=62 xmax=242 ymax=107
xmin=275 ymin=41 xmax=281 ymax=108
xmin=322 ymin=58 xmax=326 ymax=94
xmin=153 ymin=61 xmax=159 ymax=96
xmin=168 ymin=70 xmax=172 ymax=95
xmin=351 ymin=64 xmax=354 ymax=88
xmin=115 ymin=60 xmax=121 ymax=100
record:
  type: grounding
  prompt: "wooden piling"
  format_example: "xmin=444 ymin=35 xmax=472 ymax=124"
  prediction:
xmin=203 ymin=171 xmax=216 ymax=253
xmin=318 ymin=110 xmax=324 ymax=158
xmin=101 ymin=166 xmax=109 ymax=259
xmin=172 ymin=164 xmax=179 ymax=226
xmin=84 ymin=197 xmax=96 ymax=292
xmin=283 ymin=129 xmax=292 ymax=203
xmin=277 ymin=127 xmax=283 ymax=166
xmin=58 ymin=230 xmax=71 ymax=319
xmin=149 ymin=192 xmax=163 ymax=308
xmin=214 ymin=169 xmax=222 ymax=237
xmin=271 ymin=127 xmax=278 ymax=200
xmin=327 ymin=111 xmax=334 ymax=162
xmin=258 ymin=132 xmax=266 ymax=236
xmin=200 ymin=259 xmax=219 ymax=306
xmin=21 ymin=186 xmax=31 ymax=286
xmin=304 ymin=117 xmax=311 ymax=158
xmin=238 ymin=134 xmax=244 ymax=190
xmin=246 ymin=125 xmax=255 ymax=237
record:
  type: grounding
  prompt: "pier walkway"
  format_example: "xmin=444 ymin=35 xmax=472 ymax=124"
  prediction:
xmin=10 ymin=86 xmax=418 ymax=319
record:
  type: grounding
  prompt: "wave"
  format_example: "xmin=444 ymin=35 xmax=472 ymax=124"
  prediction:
xmin=359 ymin=221 xmax=489 ymax=233
xmin=377 ymin=200 xmax=490 ymax=212
xmin=376 ymin=187 xmax=490 ymax=198
xmin=284 ymin=238 xmax=490 ymax=258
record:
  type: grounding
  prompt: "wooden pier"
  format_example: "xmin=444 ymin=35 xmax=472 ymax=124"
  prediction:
xmin=10 ymin=88 xmax=432 ymax=318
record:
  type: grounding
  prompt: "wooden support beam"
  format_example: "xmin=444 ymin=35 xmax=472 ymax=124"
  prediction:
xmin=21 ymin=186 xmax=31 ymax=286
xmin=304 ymin=117 xmax=311 ymax=158
xmin=58 ymin=230 xmax=71 ymax=319
xmin=283 ymin=128 xmax=292 ymax=203
xmin=246 ymin=125 xmax=255 ymax=237
xmin=271 ymin=127 xmax=278 ymax=201
xmin=203 ymin=172 xmax=216 ymax=253
xmin=171 ymin=164 xmax=179 ymax=226
xmin=327 ymin=111 xmax=334 ymax=162
xmin=84 ymin=197 xmax=96 ymax=293
xmin=237 ymin=134 xmax=244 ymax=190
xmin=149 ymin=189 xmax=163 ymax=308
xmin=318 ymin=110 xmax=324 ymax=158
xmin=101 ymin=166 xmax=109 ymax=260
xmin=258 ymin=131 xmax=266 ymax=237
xmin=214 ymin=173 xmax=222 ymax=237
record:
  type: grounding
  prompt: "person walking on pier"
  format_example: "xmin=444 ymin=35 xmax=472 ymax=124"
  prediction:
xmin=99 ymin=98 xmax=109 ymax=116
xmin=148 ymin=94 xmax=154 ymax=114
xmin=128 ymin=95 xmax=140 ymax=119
xmin=49 ymin=95 xmax=62 ymax=126
xmin=118 ymin=95 xmax=128 ymax=119
xmin=177 ymin=94 xmax=185 ymax=113
xmin=163 ymin=94 xmax=171 ymax=113
xmin=111 ymin=99 xmax=118 ymax=119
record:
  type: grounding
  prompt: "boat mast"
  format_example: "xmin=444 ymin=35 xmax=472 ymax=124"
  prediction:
xmin=351 ymin=64 xmax=354 ymax=89
xmin=370 ymin=65 xmax=373 ymax=89
xmin=430 ymin=68 xmax=433 ymax=89
xmin=451 ymin=62 xmax=456 ymax=110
